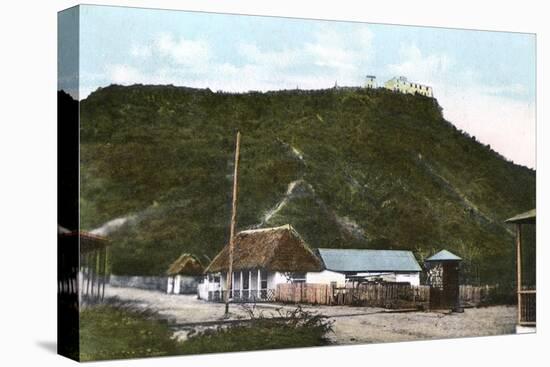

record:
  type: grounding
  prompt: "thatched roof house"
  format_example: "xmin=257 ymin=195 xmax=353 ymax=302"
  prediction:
xmin=165 ymin=253 xmax=205 ymax=295
xmin=205 ymin=224 xmax=323 ymax=273
xmin=166 ymin=253 xmax=204 ymax=276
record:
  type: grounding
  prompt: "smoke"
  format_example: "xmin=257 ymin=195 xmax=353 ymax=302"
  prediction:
xmin=89 ymin=215 xmax=138 ymax=236
xmin=88 ymin=200 xmax=178 ymax=237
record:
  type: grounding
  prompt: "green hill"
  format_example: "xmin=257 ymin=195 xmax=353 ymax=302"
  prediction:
xmin=78 ymin=85 xmax=535 ymax=285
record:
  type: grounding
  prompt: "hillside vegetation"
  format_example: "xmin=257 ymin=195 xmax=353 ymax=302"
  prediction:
xmin=77 ymin=85 xmax=535 ymax=285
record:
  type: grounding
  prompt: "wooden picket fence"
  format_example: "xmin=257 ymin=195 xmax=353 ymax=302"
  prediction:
xmin=459 ymin=285 xmax=495 ymax=307
xmin=275 ymin=282 xmax=430 ymax=309
xmin=276 ymin=283 xmax=495 ymax=309
xmin=275 ymin=283 xmax=334 ymax=305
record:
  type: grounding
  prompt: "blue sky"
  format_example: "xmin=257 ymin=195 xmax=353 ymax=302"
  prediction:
xmin=59 ymin=5 xmax=536 ymax=168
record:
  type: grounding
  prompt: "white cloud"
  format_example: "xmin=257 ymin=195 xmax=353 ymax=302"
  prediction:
xmin=88 ymin=26 xmax=375 ymax=95
xmin=108 ymin=64 xmax=144 ymax=84
xmin=304 ymin=27 xmax=372 ymax=71
xmin=388 ymin=44 xmax=453 ymax=85
xmin=237 ymin=44 xmax=302 ymax=69
xmin=232 ymin=26 xmax=374 ymax=89
xmin=154 ymin=33 xmax=210 ymax=67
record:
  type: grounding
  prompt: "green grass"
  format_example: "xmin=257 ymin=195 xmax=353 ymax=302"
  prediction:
xmin=79 ymin=304 xmax=182 ymax=361
xmin=79 ymin=303 xmax=332 ymax=361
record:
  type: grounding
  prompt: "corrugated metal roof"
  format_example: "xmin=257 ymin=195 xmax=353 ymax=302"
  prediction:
xmin=505 ymin=209 xmax=536 ymax=224
xmin=317 ymin=248 xmax=422 ymax=272
xmin=425 ymin=249 xmax=462 ymax=262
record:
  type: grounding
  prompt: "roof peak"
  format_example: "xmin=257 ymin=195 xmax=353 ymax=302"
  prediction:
xmin=425 ymin=249 xmax=462 ymax=262
xmin=319 ymin=248 xmax=413 ymax=253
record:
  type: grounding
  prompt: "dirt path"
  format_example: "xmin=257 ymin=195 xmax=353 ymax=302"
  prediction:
xmin=105 ymin=286 xmax=517 ymax=344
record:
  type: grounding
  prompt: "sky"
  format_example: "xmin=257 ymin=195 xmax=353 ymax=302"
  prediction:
xmin=59 ymin=5 xmax=536 ymax=168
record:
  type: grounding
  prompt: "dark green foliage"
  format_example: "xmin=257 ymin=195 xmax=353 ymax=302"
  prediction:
xmin=480 ymin=284 xmax=517 ymax=306
xmin=79 ymin=85 xmax=535 ymax=285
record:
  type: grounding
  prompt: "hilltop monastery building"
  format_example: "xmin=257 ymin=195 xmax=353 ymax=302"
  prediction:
xmin=365 ymin=75 xmax=433 ymax=98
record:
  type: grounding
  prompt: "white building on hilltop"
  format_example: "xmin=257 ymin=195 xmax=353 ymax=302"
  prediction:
xmin=365 ymin=75 xmax=377 ymax=89
xmin=384 ymin=76 xmax=433 ymax=97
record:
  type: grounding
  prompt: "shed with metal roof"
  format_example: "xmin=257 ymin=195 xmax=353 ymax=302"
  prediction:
xmin=306 ymin=248 xmax=422 ymax=286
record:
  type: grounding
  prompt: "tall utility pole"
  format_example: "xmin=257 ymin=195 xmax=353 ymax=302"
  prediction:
xmin=225 ymin=131 xmax=241 ymax=316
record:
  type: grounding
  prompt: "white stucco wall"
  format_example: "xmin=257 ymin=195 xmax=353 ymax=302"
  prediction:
xmin=355 ymin=271 xmax=420 ymax=286
xmin=306 ymin=270 xmax=346 ymax=286
xmin=395 ymin=272 xmax=420 ymax=286
xmin=166 ymin=275 xmax=202 ymax=294
xmin=267 ymin=271 xmax=289 ymax=289
xmin=198 ymin=274 xmax=222 ymax=299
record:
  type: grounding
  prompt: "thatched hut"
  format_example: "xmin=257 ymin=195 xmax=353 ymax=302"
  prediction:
xmin=200 ymin=224 xmax=323 ymax=301
xmin=165 ymin=253 xmax=204 ymax=295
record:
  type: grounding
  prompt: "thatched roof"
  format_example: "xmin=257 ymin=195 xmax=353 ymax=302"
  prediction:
xmin=205 ymin=224 xmax=323 ymax=273
xmin=166 ymin=253 xmax=204 ymax=276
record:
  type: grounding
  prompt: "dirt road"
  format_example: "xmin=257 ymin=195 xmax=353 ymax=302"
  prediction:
xmin=330 ymin=306 xmax=516 ymax=344
xmin=105 ymin=286 xmax=517 ymax=344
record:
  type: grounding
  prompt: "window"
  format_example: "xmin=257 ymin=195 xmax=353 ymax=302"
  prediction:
xmin=290 ymin=272 xmax=306 ymax=283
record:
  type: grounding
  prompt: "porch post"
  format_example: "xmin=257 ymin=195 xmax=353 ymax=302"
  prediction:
xmin=248 ymin=270 xmax=252 ymax=300
xmin=516 ymin=223 xmax=522 ymax=324
xmin=257 ymin=269 xmax=261 ymax=298
xmin=102 ymin=247 xmax=108 ymax=300
xmin=232 ymin=271 xmax=236 ymax=298
xmin=240 ymin=270 xmax=244 ymax=297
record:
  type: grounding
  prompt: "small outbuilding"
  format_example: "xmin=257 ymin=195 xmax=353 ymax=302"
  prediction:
xmin=425 ymin=249 xmax=462 ymax=310
xmin=200 ymin=224 xmax=323 ymax=302
xmin=166 ymin=253 xmax=204 ymax=295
